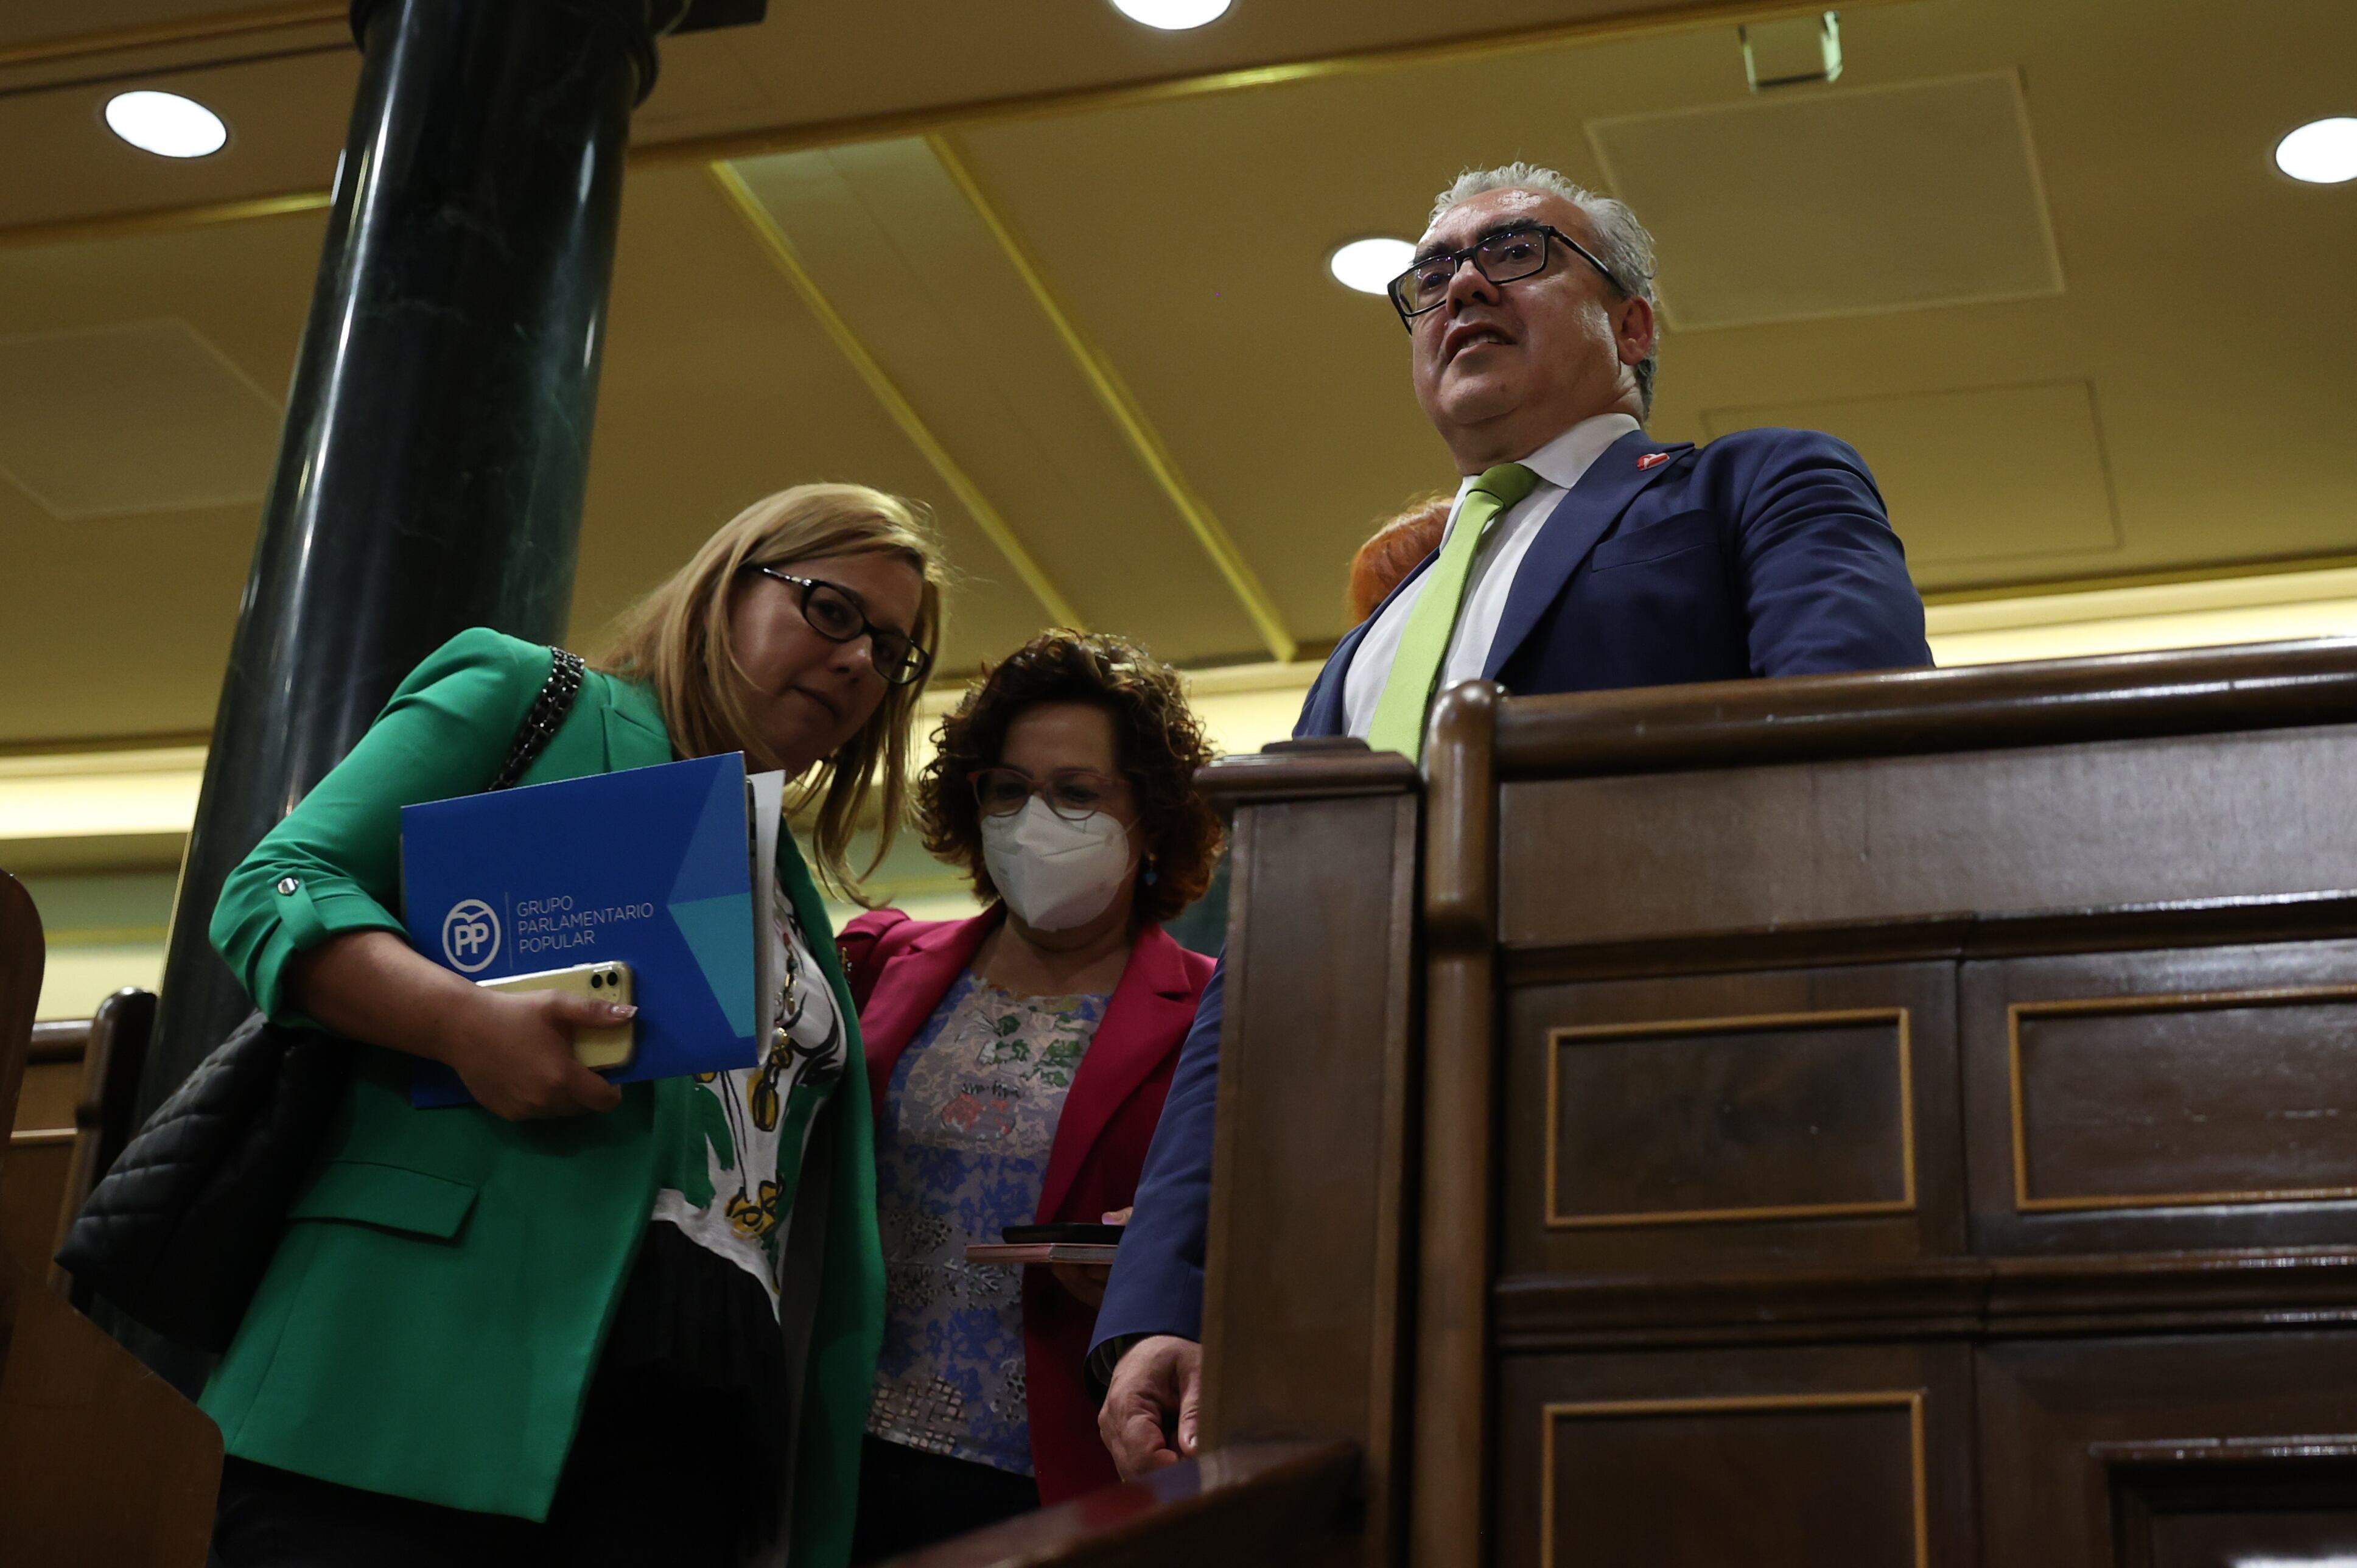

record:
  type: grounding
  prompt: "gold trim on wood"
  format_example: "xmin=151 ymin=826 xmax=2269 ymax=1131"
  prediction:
xmin=925 ymin=131 xmax=1297 ymax=664
xmin=706 ymin=161 xmax=1084 ymax=630
xmin=2008 ymin=984 xmax=2357 ymax=1214
xmin=1540 ymin=1391 xmax=1930 ymax=1568
xmin=1543 ymin=1007 xmax=1916 ymax=1228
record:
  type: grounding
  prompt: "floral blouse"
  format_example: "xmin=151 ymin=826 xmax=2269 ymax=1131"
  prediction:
xmin=866 ymin=970 xmax=1109 ymax=1474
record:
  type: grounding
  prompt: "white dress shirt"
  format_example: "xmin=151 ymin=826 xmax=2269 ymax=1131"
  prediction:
xmin=1342 ymin=412 xmax=1642 ymax=739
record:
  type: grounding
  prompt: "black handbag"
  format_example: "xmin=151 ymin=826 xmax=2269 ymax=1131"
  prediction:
xmin=56 ymin=649 xmax=587 ymax=1351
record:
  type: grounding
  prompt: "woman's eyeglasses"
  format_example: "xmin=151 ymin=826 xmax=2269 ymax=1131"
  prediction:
xmin=971 ymin=766 xmax=1129 ymax=822
xmin=754 ymin=567 xmax=931 ymax=687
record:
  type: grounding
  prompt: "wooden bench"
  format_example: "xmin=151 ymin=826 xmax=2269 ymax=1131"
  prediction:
xmin=0 ymin=870 xmax=218 ymax=1566
xmin=4 ymin=992 xmax=153 ymax=1302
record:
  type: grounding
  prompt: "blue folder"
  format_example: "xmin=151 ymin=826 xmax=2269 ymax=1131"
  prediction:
xmin=400 ymin=752 xmax=767 ymax=1107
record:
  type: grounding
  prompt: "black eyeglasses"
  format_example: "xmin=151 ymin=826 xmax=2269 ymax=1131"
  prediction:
xmin=754 ymin=567 xmax=931 ymax=687
xmin=1387 ymin=223 xmax=1630 ymax=327
xmin=970 ymin=766 xmax=1132 ymax=822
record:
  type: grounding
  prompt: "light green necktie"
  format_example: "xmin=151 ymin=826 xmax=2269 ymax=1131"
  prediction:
xmin=1367 ymin=462 xmax=1542 ymax=761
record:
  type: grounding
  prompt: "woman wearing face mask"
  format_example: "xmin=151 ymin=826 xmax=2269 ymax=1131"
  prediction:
xmin=201 ymin=485 xmax=945 ymax=1568
xmin=836 ymin=631 xmax=1222 ymax=1558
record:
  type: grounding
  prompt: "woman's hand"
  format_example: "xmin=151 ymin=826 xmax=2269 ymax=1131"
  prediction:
xmin=1050 ymin=1206 xmax=1132 ymax=1309
xmin=442 ymin=987 xmax=631 ymax=1121
xmin=285 ymin=931 xmax=626 ymax=1122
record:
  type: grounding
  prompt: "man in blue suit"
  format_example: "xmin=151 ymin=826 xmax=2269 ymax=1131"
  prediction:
xmin=1093 ymin=163 xmax=1931 ymax=1475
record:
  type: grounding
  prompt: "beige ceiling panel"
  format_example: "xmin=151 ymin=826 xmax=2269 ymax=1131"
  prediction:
xmin=0 ymin=319 xmax=280 ymax=517
xmin=0 ymin=49 xmax=354 ymax=229
xmin=0 ymin=2 xmax=1882 ymax=229
xmin=0 ymin=1 xmax=245 ymax=51
xmin=953 ymin=0 xmax=2353 ymax=623
xmin=1646 ymin=0 xmax=2357 ymax=590
xmin=946 ymin=21 xmax=1756 ymax=648
xmin=0 ymin=206 xmax=320 ymax=746
xmin=726 ymin=139 xmax=1264 ymax=665
xmin=1701 ymin=380 xmax=2121 ymax=572
xmin=635 ymin=29 xmax=774 ymax=133
xmin=1590 ymin=71 xmax=2064 ymax=329
xmin=574 ymin=163 xmax=1055 ymax=677
xmin=652 ymin=0 xmax=1798 ymax=160
xmin=6 ymin=0 xmax=2357 ymax=758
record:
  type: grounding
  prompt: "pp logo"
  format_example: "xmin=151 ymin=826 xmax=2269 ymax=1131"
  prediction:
xmin=441 ymin=900 xmax=500 ymax=973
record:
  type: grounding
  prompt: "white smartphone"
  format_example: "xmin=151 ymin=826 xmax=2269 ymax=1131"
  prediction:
xmin=477 ymin=961 xmax=636 ymax=1071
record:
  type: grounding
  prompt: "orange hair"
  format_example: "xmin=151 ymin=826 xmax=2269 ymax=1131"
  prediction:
xmin=1347 ymin=491 xmax=1454 ymax=623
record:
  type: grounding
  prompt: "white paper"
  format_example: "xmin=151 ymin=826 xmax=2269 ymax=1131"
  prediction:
xmin=748 ymin=769 xmax=786 ymax=1062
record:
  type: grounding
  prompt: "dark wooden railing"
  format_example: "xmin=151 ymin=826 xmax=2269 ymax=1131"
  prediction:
xmin=881 ymin=1441 xmax=1359 ymax=1568
xmin=1492 ymin=635 xmax=2357 ymax=775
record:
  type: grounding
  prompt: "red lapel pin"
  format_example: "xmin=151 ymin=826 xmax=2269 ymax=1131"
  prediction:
xmin=1637 ymin=451 xmax=1670 ymax=471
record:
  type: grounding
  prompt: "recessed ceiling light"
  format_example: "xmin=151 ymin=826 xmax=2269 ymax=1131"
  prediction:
xmin=1111 ymin=0 xmax=1231 ymax=30
xmin=1329 ymin=237 xmax=1414 ymax=296
xmin=103 ymin=91 xmax=227 ymax=159
xmin=2275 ymin=117 xmax=2357 ymax=184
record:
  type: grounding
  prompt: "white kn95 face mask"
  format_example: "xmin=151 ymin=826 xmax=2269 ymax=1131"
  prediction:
xmin=981 ymin=797 xmax=1135 ymax=933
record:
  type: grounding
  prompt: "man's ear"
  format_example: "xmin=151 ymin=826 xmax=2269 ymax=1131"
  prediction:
xmin=1614 ymin=294 xmax=1657 ymax=368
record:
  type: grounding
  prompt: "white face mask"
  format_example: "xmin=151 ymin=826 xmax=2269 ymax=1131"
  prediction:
xmin=981 ymin=797 xmax=1135 ymax=933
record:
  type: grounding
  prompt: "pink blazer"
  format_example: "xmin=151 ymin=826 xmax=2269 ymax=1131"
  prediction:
xmin=838 ymin=907 xmax=1213 ymax=1503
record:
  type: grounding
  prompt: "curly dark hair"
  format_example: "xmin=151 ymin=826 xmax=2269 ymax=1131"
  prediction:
xmin=918 ymin=631 xmax=1224 ymax=925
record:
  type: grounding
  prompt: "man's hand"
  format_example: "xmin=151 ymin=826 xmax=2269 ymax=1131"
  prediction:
xmin=1098 ymin=1333 xmax=1201 ymax=1480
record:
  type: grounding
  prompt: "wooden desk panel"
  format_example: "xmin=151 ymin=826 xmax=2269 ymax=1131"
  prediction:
xmin=1196 ymin=750 xmax=1423 ymax=1568
xmin=1963 ymin=940 xmax=2357 ymax=1256
xmin=1497 ymin=724 xmax=2357 ymax=951
xmin=1500 ymin=963 xmax=1963 ymax=1284
xmin=1494 ymin=1340 xmax=1975 ymax=1568
xmin=1545 ymin=1008 xmax=1913 ymax=1227
xmin=1976 ymin=1332 xmax=2357 ymax=1568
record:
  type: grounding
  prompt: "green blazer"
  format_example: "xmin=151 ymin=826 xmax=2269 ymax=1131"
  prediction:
xmin=203 ymin=628 xmax=884 ymax=1566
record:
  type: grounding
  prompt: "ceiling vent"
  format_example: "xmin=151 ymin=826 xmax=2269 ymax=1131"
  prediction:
xmin=1589 ymin=71 xmax=2064 ymax=331
xmin=0 ymin=319 xmax=282 ymax=520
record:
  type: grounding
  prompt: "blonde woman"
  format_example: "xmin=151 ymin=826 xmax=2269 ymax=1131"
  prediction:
xmin=201 ymin=485 xmax=945 ymax=1568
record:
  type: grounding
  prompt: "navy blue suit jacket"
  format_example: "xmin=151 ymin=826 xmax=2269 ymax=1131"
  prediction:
xmin=1092 ymin=425 xmax=1931 ymax=1363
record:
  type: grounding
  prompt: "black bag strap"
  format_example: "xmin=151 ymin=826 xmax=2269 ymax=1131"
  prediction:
xmin=488 ymin=648 xmax=586 ymax=791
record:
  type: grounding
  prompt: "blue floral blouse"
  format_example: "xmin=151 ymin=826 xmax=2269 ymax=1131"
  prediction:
xmin=866 ymin=970 xmax=1109 ymax=1474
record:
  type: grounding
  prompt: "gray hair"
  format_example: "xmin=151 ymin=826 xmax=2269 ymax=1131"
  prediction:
xmin=1430 ymin=163 xmax=1659 ymax=415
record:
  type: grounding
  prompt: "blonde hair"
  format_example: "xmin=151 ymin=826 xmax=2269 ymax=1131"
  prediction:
xmin=595 ymin=483 xmax=948 ymax=902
